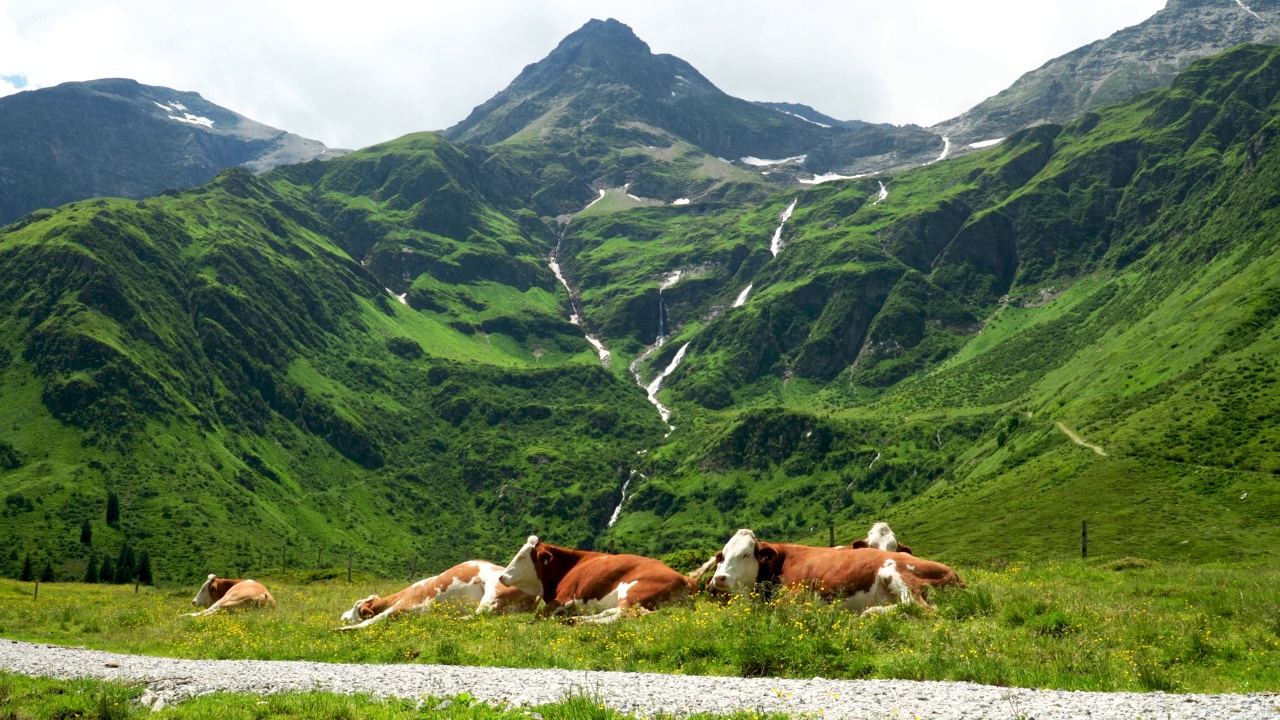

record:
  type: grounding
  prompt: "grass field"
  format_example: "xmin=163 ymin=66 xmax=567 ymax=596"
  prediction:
xmin=1 ymin=560 xmax=1277 ymax=695
xmin=0 ymin=672 xmax=777 ymax=720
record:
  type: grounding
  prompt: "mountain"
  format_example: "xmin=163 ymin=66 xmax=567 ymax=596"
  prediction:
xmin=935 ymin=0 xmax=1280 ymax=143
xmin=2 ymin=25 xmax=1280 ymax=583
xmin=753 ymin=102 xmax=879 ymax=131
xmin=444 ymin=18 xmax=942 ymax=208
xmin=0 ymin=78 xmax=345 ymax=224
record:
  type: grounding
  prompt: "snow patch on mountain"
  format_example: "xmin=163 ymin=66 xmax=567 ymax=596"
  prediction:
xmin=741 ymin=155 xmax=807 ymax=167
xmin=969 ymin=138 xmax=1006 ymax=149
xmin=154 ymin=100 xmax=214 ymax=128
xmin=799 ymin=172 xmax=872 ymax=185
xmin=773 ymin=109 xmax=832 ymax=128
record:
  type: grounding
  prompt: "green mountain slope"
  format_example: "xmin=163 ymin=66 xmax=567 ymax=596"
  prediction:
xmin=596 ymin=44 xmax=1280 ymax=562
xmin=3 ymin=33 xmax=1280 ymax=584
xmin=0 ymin=135 xmax=666 ymax=582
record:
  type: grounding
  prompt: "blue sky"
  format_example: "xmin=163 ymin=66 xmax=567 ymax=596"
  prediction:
xmin=0 ymin=0 xmax=1166 ymax=149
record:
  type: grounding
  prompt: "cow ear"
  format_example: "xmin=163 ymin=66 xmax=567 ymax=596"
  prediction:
xmin=851 ymin=540 xmax=869 ymax=549
xmin=757 ymin=545 xmax=778 ymax=564
xmin=715 ymin=551 xmax=724 ymax=564
xmin=536 ymin=548 xmax=552 ymax=566
xmin=897 ymin=544 xmax=913 ymax=556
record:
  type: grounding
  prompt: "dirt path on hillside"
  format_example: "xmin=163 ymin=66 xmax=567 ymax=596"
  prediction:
xmin=1055 ymin=421 xmax=1107 ymax=456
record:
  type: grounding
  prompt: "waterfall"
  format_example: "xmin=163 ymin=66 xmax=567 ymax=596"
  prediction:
xmin=608 ymin=472 xmax=635 ymax=528
xmin=645 ymin=343 xmax=689 ymax=428
xmin=769 ymin=199 xmax=799 ymax=256
xmin=655 ymin=270 xmax=683 ymax=345
xmin=549 ymin=224 xmax=610 ymax=366
xmin=732 ymin=284 xmax=753 ymax=308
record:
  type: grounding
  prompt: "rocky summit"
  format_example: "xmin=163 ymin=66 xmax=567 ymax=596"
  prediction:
xmin=936 ymin=0 xmax=1280 ymax=143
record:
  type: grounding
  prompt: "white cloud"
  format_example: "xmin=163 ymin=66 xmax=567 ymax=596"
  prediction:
xmin=0 ymin=0 xmax=1167 ymax=149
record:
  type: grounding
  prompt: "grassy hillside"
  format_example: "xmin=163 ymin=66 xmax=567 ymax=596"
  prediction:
xmin=597 ymin=45 xmax=1280 ymax=561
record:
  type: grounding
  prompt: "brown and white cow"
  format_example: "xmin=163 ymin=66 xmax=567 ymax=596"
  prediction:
xmin=850 ymin=522 xmax=913 ymax=555
xmin=500 ymin=536 xmax=698 ymax=623
xmin=188 ymin=575 xmax=276 ymax=617
xmin=337 ymin=560 xmax=536 ymax=630
xmin=709 ymin=529 xmax=961 ymax=616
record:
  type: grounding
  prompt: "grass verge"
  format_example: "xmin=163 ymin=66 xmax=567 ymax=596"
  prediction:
xmin=1 ymin=560 xmax=1277 ymax=694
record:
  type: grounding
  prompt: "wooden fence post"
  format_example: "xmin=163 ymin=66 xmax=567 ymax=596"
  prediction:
xmin=33 ymin=579 xmax=38 ymax=600
xmin=409 ymin=555 xmax=417 ymax=583
xmin=347 ymin=547 xmax=353 ymax=583
xmin=829 ymin=525 xmax=835 ymax=548
xmin=1081 ymin=520 xmax=1088 ymax=559
xmin=134 ymin=576 xmax=140 ymax=595
xmin=317 ymin=547 xmax=323 ymax=570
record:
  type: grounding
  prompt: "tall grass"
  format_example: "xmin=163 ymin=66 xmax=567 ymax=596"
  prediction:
xmin=0 ymin=560 xmax=1276 ymax=694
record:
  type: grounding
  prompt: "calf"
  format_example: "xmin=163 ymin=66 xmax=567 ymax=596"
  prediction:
xmin=850 ymin=522 xmax=913 ymax=555
xmin=710 ymin=529 xmax=961 ymax=615
xmin=500 ymin=536 xmax=696 ymax=623
xmin=338 ymin=560 xmax=535 ymax=630
xmin=188 ymin=575 xmax=276 ymax=617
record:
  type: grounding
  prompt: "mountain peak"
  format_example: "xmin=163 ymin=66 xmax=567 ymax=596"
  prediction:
xmin=566 ymin=18 xmax=648 ymax=49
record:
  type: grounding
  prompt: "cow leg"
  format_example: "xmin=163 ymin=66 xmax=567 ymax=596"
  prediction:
xmin=337 ymin=603 xmax=404 ymax=631
xmin=186 ymin=600 xmax=226 ymax=617
xmin=572 ymin=607 xmax=625 ymax=624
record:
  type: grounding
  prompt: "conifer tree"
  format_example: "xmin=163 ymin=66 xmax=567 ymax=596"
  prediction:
xmin=83 ymin=552 xmax=99 ymax=583
xmin=80 ymin=519 xmax=92 ymax=545
xmin=18 ymin=554 xmax=31 ymax=582
xmin=39 ymin=560 xmax=54 ymax=582
xmin=114 ymin=545 xmax=135 ymax=584
xmin=135 ymin=550 xmax=153 ymax=584
xmin=99 ymin=556 xmax=114 ymax=584
xmin=105 ymin=492 xmax=119 ymax=526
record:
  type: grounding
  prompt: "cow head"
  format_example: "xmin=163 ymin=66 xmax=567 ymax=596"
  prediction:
xmin=340 ymin=594 xmax=380 ymax=624
xmin=710 ymin=529 xmax=771 ymax=595
xmin=856 ymin=522 xmax=912 ymax=555
xmin=192 ymin=574 xmax=217 ymax=607
xmin=500 ymin=535 xmax=545 ymax=598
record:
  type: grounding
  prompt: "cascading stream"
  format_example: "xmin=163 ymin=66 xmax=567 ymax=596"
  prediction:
xmin=769 ymin=199 xmax=799 ymax=257
xmin=550 ymin=222 xmax=610 ymax=366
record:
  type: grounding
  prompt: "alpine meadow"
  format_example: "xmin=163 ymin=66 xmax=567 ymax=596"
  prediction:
xmin=1 ymin=2 xmax=1278 ymax=609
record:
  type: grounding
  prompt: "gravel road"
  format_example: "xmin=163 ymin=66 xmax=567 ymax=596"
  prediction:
xmin=2 ymin=639 xmax=1276 ymax=719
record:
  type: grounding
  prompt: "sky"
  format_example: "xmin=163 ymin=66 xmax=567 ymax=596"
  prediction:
xmin=0 ymin=0 xmax=1168 ymax=150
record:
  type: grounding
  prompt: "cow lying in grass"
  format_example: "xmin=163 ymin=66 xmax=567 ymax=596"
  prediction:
xmin=710 ymin=529 xmax=961 ymax=616
xmin=338 ymin=560 xmax=536 ymax=630
xmin=501 ymin=536 xmax=707 ymax=624
xmin=188 ymin=575 xmax=276 ymax=617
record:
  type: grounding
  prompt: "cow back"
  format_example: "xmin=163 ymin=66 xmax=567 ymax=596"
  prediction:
xmin=550 ymin=552 xmax=691 ymax=608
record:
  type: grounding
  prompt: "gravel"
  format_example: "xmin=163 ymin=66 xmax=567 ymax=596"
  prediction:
xmin=2 ymin=639 xmax=1277 ymax=719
